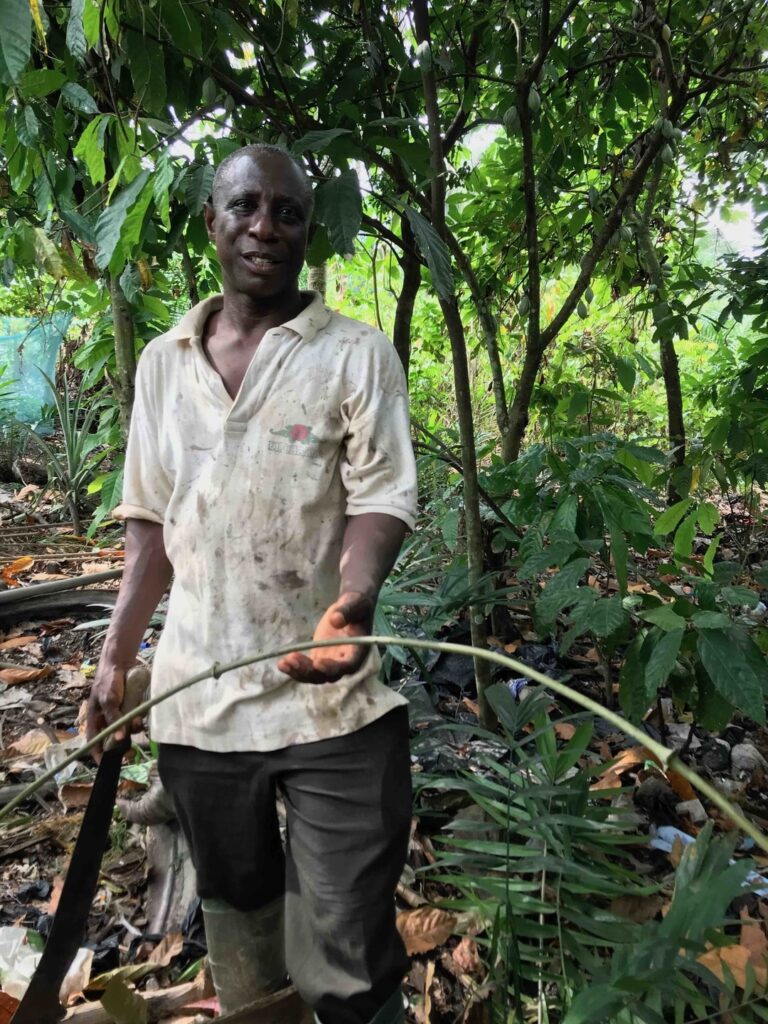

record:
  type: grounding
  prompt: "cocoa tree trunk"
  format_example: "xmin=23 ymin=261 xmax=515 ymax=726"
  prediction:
xmin=109 ymin=274 xmax=137 ymax=438
xmin=308 ymin=261 xmax=327 ymax=300
xmin=636 ymin=171 xmax=686 ymax=503
xmin=392 ymin=217 xmax=420 ymax=380
xmin=502 ymin=339 xmax=546 ymax=463
xmin=180 ymin=238 xmax=200 ymax=306
xmin=413 ymin=0 xmax=494 ymax=727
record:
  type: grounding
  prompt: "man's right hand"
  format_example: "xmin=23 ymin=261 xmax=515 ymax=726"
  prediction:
xmin=86 ymin=519 xmax=173 ymax=759
xmin=87 ymin=659 xmax=143 ymax=759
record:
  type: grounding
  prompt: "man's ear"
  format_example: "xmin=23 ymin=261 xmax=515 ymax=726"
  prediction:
xmin=203 ymin=201 xmax=216 ymax=240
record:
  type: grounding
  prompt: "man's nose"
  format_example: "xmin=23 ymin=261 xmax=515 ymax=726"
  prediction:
xmin=248 ymin=208 xmax=277 ymax=240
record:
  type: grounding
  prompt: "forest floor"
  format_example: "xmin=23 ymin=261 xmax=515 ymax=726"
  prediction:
xmin=1 ymin=483 xmax=767 ymax=1023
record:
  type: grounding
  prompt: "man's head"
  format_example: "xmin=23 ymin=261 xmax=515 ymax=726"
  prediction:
xmin=204 ymin=144 xmax=313 ymax=304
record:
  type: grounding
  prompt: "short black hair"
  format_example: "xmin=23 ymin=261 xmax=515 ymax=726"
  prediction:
xmin=211 ymin=143 xmax=314 ymax=215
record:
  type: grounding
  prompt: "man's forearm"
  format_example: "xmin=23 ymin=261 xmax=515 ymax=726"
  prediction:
xmin=101 ymin=519 xmax=173 ymax=667
xmin=339 ymin=512 xmax=408 ymax=601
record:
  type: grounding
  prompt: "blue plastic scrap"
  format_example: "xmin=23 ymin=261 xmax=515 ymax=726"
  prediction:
xmin=649 ymin=824 xmax=768 ymax=896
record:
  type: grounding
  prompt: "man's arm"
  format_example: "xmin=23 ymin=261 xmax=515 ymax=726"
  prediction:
xmin=277 ymin=512 xmax=407 ymax=684
xmin=87 ymin=519 xmax=172 ymax=750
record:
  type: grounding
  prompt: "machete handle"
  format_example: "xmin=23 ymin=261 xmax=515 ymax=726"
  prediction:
xmin=103 ymin=664 xmax=150 ymax=753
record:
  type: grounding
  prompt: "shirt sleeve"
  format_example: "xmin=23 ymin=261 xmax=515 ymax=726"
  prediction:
xmin=112 ymin=346 xmax=173 ymax=524
xmin=340 ymin=332 xmax=418 ymax=531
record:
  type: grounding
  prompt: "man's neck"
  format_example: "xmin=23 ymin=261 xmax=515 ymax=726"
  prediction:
xmin=216 ymin=287 xmax=308 ymax=343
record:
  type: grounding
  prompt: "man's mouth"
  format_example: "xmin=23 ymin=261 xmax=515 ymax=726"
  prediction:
xmin=242 ymin=251 xmax=283 ymax=270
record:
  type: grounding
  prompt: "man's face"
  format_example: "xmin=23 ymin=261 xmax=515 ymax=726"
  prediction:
xmin=204 ymin=152 xmax=310 ymax=302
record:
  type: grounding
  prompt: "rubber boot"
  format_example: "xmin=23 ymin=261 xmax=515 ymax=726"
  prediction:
xmin=202 ymin=897 xmax=289 ymax=1015
xmin=314 ymin=988 xmax=405 ymax=1024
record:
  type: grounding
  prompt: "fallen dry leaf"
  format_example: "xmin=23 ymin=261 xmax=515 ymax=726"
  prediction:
xmin=6 ymin=728 xmax=53 ymax=758
xmin=609 ymin=894 xmax=665 ymax=924
xmin=554 ymin=722 xmax=576 ymax=741
xmin=591 ymin=746 xmax=658 ymax=792
xmin=740 ymin=908 xmax=768 ymax=969
xmin=38 ymin=618 xmax=75 ymax=634
xmin=0 ymin=635 xmax=37 ymax=651
xmin=47 ymin=875 xmax=64 ymax=914
xmin=0 ymin=992 xmax=19 ymax=1024
xmin=59 ymin=667 xmax=88 ymax=689
xmin=28 ymin=572 xmax=69 ymax=582
xmin=396 ymin=907 xmax=457 ymax=955
xmin=15 ymin=484 xmax=40 ymax=501
xmin=698 ymin=943 xmax=767 ymax=990
xmin=423 ymin=960 xmax=436 ymax=1024
xmin=665 ymin=769 xmax=696 ymax=803
xmin=59 ymin=782 xmax=94 ymax=809
xmin=462 ymin=697 xmax=481 ymax=717
xmin=452 ymin=936 xmax=483 ymax=976
xmin=2 ymin=556 xmax=35 ymax=585
xmin=0 ymin=665 xmax=53 ymax=685
xmin=148 ymin=931 xmax=184 ymax=967
xmin=669 ymin=835 xmax=685 ymax=868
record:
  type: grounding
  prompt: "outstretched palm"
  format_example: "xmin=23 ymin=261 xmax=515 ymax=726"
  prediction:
xmin=277 ymin=591 xmax=374 ymax=684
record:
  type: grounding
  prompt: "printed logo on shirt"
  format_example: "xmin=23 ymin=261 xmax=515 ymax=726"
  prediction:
xmin=268 ymin=423 xmax=321 ymax=462
xmin=270 ymin=423 xmax=320 ymax=444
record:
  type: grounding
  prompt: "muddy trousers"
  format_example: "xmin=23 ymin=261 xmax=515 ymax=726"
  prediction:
xmin=157 ymin=708 xmax=411 ymax=1024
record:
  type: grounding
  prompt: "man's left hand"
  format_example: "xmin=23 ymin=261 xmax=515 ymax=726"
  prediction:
xmin=277 ymin=591 xmax=374 ymax=683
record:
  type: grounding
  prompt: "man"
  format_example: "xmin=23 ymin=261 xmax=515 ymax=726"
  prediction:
xmin=87 ymin=144 xmax=418 ymax=1024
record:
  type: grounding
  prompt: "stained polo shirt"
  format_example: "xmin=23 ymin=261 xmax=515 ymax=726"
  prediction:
xmin=114 ymin=290 xmax=417 ymax=752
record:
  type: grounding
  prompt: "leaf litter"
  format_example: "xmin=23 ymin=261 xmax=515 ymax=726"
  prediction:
xmin=0 ymin=509 xmax=767 ymax=1022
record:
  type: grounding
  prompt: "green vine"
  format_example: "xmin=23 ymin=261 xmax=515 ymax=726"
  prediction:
xmin=1 ymin=636 xmax=766 ymax=857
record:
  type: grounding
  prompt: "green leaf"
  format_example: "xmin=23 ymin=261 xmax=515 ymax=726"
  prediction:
xmin=702 ymin=535 xmax=720 ymax=576
xmin=66 ymin=0 xmax=87 ymax=63
xmin=653 ymin=498 xmax=693 ymax=536
xmin=403 ymin=205 xmax=454 ymax=300
xmin=674 ymin=511 xmax=697 ymax=560
xmin=61 ymin=81 xmax=99 ymax=114
xmin=697 ymin=628 xmax=766 ymax=724
xmin=100 ymin=977 xmax=148 ymax=1024
xmin=292 ymin=128 xmax=353 ymax=153
xmin=17 ymin=106 xmax=39 ymax=146
xmin=615 ymin=355 xmax=636 ymax=393
xmin=306 ymin=223 xmax=334 ymax=267
xmin=73 ymin=115 xmax=110 ymax=185
xmin=697 ymin=500 xmax=719 ymax=535
xmin=620 ymin=631 xmax=652 ymax=719
xmin=719 ymin=586 xmax=759 ymax=608
xmin=535 ymin=558 xmax=590 ymax=629
xmin=551 ymin=493 xmax=577 ymax=534
xmin=691 ymin=610 xmax=730 ymax=629
xmin=586 ymin=596 xmax=628 ymax=638
xmin=184 ymin=163 xmax=214 ymax=216
xmin=313 ymin=170 xmax=363 ymax=256
xmin=153 ymin=151 xmax=174 ymax=231
xmin=640 ymin=604 xmax=688 ymax=632
xmin=82 ymin=0 xmax=101 ymax=47
xmin=0 ymin=0 xmax=32 ymax=83
xmin=645 ymin=628 xmax=683 ymax=700
xmin=95 ymin=170 xmax=151 ymax=271
xmin=19 ymin=68 xmax=65 ymax=97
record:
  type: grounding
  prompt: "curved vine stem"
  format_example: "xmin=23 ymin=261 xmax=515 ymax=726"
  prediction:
xmin=1 ymin=636 xmax=765 ymax=856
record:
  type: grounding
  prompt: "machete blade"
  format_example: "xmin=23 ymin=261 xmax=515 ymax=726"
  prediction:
xmin=10 ymin=667 xmax=149 ymax=1024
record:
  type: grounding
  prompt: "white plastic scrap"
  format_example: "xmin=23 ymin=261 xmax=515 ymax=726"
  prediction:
xmin=649 ymin=825 xmax=768 ymax=897
xmin=0 ymin=926 xmax=93 ymax=1003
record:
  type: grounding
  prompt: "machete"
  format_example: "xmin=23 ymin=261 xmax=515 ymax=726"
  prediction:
xmin=11 ymin=665 xmax=150 ymax=1024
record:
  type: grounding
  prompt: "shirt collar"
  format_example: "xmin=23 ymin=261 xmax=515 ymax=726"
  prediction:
xmin=167 ymin=290 xmax=332 ymax=345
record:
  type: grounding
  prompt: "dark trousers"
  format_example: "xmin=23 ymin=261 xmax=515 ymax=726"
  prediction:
xmin=157 ymin=707 xmax=411 ymax=1024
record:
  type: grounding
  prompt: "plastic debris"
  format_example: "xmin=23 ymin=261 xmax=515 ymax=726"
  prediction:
xmin=0 ymin=926 xmax=93 ymax=1003
xmin=649 ymin=826 xmax=768 ymax=896
xmin=507 ymin=678 xmax=528 ymax=699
